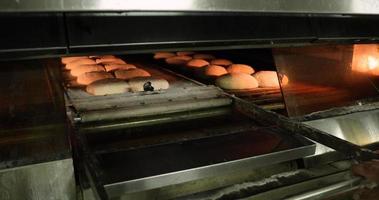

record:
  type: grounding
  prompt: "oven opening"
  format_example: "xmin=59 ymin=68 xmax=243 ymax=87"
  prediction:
xmin=3 ymin=44 xmax=379 ymax=199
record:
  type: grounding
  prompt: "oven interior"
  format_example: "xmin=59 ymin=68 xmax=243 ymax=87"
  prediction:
xmin=2 ymin=43 xmax=379 ymax=199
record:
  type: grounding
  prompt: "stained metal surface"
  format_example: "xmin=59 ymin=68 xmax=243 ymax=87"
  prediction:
xmin=242 ymin=171 xmax=362 ymax=200
xmin=0 ymin=159 xmax=76 ymax=200
xmin=0 ymin=0 xmax=379 ymax=14
xmin=305 ymin=109 xmax=379 ymax=155
xmin=0 ymin=59 xmax=71 ymax=169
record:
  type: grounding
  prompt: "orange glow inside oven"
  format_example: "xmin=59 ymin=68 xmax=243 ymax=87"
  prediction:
xmin=352 ymin=44 xmax=379 ymax=75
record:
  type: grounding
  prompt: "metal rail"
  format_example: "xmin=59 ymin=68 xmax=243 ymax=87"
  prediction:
xmin=1 ymin=0 xmax=379 ymax=15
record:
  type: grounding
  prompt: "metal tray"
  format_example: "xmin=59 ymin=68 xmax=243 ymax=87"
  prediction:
xmin=80 ymin=113 xmax=315 ymax=199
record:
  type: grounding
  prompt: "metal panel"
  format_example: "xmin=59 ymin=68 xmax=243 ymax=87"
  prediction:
xmin=0 ymin=159 xmax=76 ymax=200
xmin=1 ymin=0 xmax=379 ymax=15
xmin=313 ymin=15 xmax=379 ymax=40
xmin=66 ymin=13 xmax=314 ymax=53
xmin=0 ymin=13 xmax=67 ymax=60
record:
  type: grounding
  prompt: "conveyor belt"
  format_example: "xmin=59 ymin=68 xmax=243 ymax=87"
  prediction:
xmin=63 ymin=62 xmax=233 ymax=128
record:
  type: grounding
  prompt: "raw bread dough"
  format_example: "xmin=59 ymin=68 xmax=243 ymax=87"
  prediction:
xmin=86 ymin=78 xmax=130 ymax=95
xmin=227 ymin=64 xmax=255 ymax=74
xmin=70 ymin=64 xmax=105 ymax=77
xmin=104 ymin=64 xmax=137 ymax=72
xmin=165 ymin=56 xmax=192 ymax=65
xmin=193 ymin=54 xmax=215 ymax=60
xmin=210 ymin=59 xmax=233 ymax=66
xmin=216 ymin=73 xmax=258 ymax=89
xmin=65 ymin=58 xmax=96 ymax=70
xmin=176 ymin=51 xmax=195 ymax=56
xmin=186 ymin=59 xmax=209 ymax=68
xmin=253 ymin=71 xmax=289 ymax=88
xmin=77 ymin=71 xmax=114 ymax=85
xmin=114 ymin=68 xmax=151 ymax=80
xmin=96 ymin=58 xmax=126 ymax=65
xmin=204 ymin=65 xmax=228 ymax=77
xmin=61 ymin=56 xmax=88 ymax=64
xmin=154 ymin=52 xmax=176 ymax=59
xmin=128 ymin=77 xmax=169 ymax=92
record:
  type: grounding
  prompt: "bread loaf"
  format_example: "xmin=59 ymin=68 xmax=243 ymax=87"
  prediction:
xmin=177 ymin=51 xmax=195 ymax=56
xmin=186 ymin=59 xmax=209 ymax=68
xmin=227 ymin=64 xmax=255 ymax=74
xmin=77 ymin=71 xmax=114 ymax=85
xmin=128 ymin=77 xmax=169 ymax=92
xmin=211 ymin=59 xmax=233 ymax=66
xmin=193 ymin=54 xmax=215 ymax=60
xmin=165 ymin=56 xmax=192 ymax=65
xmin=216 ymin=73 xmax=258 ymax=89
xmin=65 ymin=58 xmax=97 ymax=70
xmin=204 ymin=65 xmax=228 ymax=77
xmin=86 ymin=78 xmax=130 ymax=95
xmin=96 ymin=58 xmax=126 ymax=65
xmin=104 ymin=64 xmax=137 ymax=72
xmin=61 ymin=56 xmax=88 ymax=64
xmin=154 ymin=52 xmax=176 ymax=59
xmin=70 ymin=64 xmax=105 ymax=77
xmin=253 ymin=71 xmax=289 ymax=88
xmin=114 ymin=68 xmax=151 ymax=80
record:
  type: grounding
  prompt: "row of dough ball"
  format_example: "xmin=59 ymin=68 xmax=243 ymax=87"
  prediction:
xmin=216 ymin=71 xmax=289 ymax=90
xmin=154 ymin=52 xmax=254 ymax=75
xmin=154 ymin=52 xmax=288 ymax=89
xmin=61 ymin=55 xmax=152 ymax=84
xmin=61 ymin=55 xmax=169 ymax=95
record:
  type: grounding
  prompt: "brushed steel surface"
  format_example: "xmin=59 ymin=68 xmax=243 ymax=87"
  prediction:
xmin=0 ymin=159 xmax=76 ymax=200
xmin=1 ymin=0 xmax=379 ymax=14
xmin=305 ymin=109 xmax=379 ymax=155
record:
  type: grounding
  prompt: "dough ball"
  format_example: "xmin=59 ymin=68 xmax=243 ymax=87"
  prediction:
xmin=253 ymin=71 xmax=289 ymax=88
xmin=227 ymin=64 xmax=255 ymax=74
xmin=210 ymin=59 xmax=233 ymax=66
xmin=61 ymin=56 xmax=88 ymax=64
xmin=204 ymin=65 xmax=228 ymax=77
xmin=77 ymin=71 xmax=114 ymax=85
xmin=193 ymin=54 xmax=215 ymax=60
xmin=128 ymin=77 xmax=169 ymax=92
xmin=65 ymin=58 xmax=97 ymax=70
xmin=186 ymin=59 xmax=209 ymax=68
xmin=86 ymin=78 xmax=130 ymax=95
xmin=104 ymin=64 xmax=137 ymax=72
xmin=114 ymin=68 xmax=151 ymax=80
xmin=70 ymin=64 xmax=105 ymax=77
xmin=96 ymin=58 xmax=126 ymax=65
xmin=154 ymin=52 xmax=176 ymax=59
xmin=165 ymin=56 xmax=192 ymax=65
xmin=176 ymin=51 xmax=195 ymax=56
xmin=216 ymin=73 xmax=258 ymax=90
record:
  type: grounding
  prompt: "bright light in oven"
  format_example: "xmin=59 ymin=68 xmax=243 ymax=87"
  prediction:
xmin=367 ymin=56 xmax=379 ymax=70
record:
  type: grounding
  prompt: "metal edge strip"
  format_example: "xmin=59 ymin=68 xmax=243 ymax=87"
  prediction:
xmin=1 ymin=0 xmax=379 ymax=15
